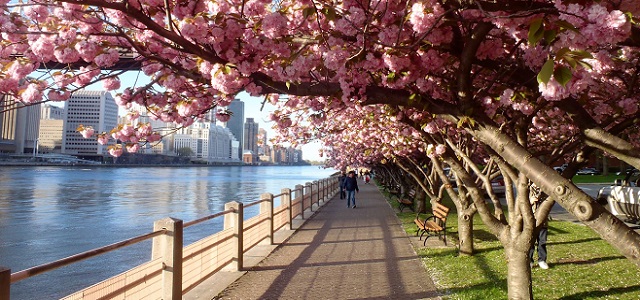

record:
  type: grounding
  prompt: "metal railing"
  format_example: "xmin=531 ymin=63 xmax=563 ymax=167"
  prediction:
xmin=0 ymin=176 xmax=339 ymax=300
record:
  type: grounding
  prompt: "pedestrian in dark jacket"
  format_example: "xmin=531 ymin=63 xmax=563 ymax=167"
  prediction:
xmin=338 ymin=172 xmax=347 ymax=199
xmin=341 ymin=171 xmax=359 ymax=208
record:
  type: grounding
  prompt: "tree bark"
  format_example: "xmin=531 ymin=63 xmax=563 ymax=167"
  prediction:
xmin=457 ymin=206 xmax=475 ymax=256
xmin=505 ymin=243 xmax=534 ymax=300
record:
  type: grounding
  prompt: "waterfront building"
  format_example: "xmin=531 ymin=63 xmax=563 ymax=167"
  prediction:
xmin=127 ymin=103 xmax=178 ymax=155
xmin=257 ymin=128 xmax=267 ymax=156
xmin=173 ymin=120 xmax=240 ymax=164
xmin=0 ymin=94 xmax=41 ymax=154
xmin=61 ymin=90 xmax=118 ymax=159
xmin=244 ymin=117 xmax=259 ymax=163
xmin=38 ymin=119 xmax=64 ymax=153
xmin=243 ymin=150 xmax=256 ymax=164
xmin=224 ymin=99 xmax=245 ymax=160
xmin=41 ymin=104 xmax=65 ymax=120
xmin=271 ymin=145 xmax=303 ymax=165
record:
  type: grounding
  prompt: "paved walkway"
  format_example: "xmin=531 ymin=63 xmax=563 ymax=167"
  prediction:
xmin=216 ymin=181 xmax=441 ymax=300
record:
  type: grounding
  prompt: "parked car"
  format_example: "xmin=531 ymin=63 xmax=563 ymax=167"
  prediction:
xmin=616 ymin=168 xmax=639 ymax=176
xmin=553 ymin=164 xmax=568 ymax=173
xmin=596 ymin=172 xmax=640 ymax=223
xmin=490 ymin=175 xmax=506 ymax=196
xmin=576 ymin=168 xmax=601 ymax=175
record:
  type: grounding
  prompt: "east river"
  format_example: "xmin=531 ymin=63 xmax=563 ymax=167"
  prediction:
xmin=0 ymin=165 xmax=336 ymax=299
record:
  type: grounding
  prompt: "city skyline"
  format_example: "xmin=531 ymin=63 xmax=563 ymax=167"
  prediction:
xmin=46 ymin=72 xmax=325 ymax=161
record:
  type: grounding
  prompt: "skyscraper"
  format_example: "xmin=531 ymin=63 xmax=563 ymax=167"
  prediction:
xmin=244 ymin=117 xmax=259 ymax=160
xmin=0 ymin=94 xmax=41 ymax=154
xmin=225 ymin=99 xmax=244 ymax=160
xmin=61 ymin=90 xmax=118 ymax=158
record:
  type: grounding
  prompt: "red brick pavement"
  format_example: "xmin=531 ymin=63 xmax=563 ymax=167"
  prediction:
xmin=216 ymin=180 xmax=441 ymax=300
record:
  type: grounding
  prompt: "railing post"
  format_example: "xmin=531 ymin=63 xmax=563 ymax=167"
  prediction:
xmin=283 ymin=188 xmax=292 ymax=230
xmin=224 ymin=201 xmax=244 ymax=271
xmin=152 ymin=218 xmax=183 ymax=300
xmin=295 ymin=185 xmax=304 ymax=219
xmin=0 ymin=267 xmax=9 ymax=300
xmin=305 ymin=182 xmax=312 ymax=212
xmin=260 ymin=193 xmax=274 ymax=245
xmin=321 ymin=179 xmax=326 ymax=202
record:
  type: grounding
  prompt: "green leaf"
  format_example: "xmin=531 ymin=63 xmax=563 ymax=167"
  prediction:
xmin=387 ymin=72 xmax=396 ymax=80
xmin=285 ymin=81 xmax=291 ymax=90
xmin=528 ymin=18 xmax=544 ymax=46
xmin=554 ymin=66 xmax=572 ymax=86
xmin=554 ymin=20 xmax=579 ymax=33
xmin=577 ymin=60 xmax=593 ymax=70
xmin=322 ymin=7 xmax=337 ymax=21
xmin=537 ymin=59 xmax=554 ymax=85
xmin=544 ymin=29 xmax=557 ymax=44
xmin=564 ymin=56 xmax=577 ymax=68
xmin=569 ymin=50 xmax=593 ymax=60
xmin=556 ymin=47 xmax=571 ymax=60
xmin=303 ymin=7 xmax=315 ymax=19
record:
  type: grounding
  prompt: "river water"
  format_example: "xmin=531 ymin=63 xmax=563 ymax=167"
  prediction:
xmin=0 ymin=165 xmax=336 ymax=299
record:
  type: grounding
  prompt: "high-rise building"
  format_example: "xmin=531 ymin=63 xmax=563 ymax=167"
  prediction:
xmin=38 ymin=104 xmax=65 ymax=153
xmin=244 ymin=118 xmax=259 ymax=161
xmin=172 ymin=120 xmax=240 ymax=163
xmin=38 ymin=119 xmax=64 ymax=153
xmin=225 ymin=99 xmax=244 ymax=160
xmin=41 ymin=104 xmax=65 ymax=120
xmin=257 ymin=128 xmax=268 ymax=155
xmin=0 ymin=94 xmax=41 ymax=154
xmin=61 ymin=90 xmax=118 ymax=158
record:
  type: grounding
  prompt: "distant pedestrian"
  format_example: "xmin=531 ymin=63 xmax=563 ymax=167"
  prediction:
xmin=529 ymin=182 xmax=550 ymax=270
xmin=341 ymin=171 xmax=359 ymax=208
xmin=338 ymin=172 xmax=347 ymax=199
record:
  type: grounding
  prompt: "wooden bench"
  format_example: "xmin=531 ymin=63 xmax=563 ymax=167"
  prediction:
xmin=414 ymin=202 xmax=450 ymax=246
xmin=397 ymin=188 xmax=415 ymax=212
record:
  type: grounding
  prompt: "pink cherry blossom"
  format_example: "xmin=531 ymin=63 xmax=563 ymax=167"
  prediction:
xmin=108 ymin=145 xmax=123 ymax=157
xmin=125 ymin=143 xmax=140 ymax=153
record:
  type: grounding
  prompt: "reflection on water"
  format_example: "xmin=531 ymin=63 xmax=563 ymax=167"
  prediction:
xmin=0 ymin=165 xmax=335 ymax=299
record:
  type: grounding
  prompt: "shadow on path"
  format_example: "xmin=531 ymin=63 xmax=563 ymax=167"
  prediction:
xmin=217 ymin=181 xmax=441 ymax=299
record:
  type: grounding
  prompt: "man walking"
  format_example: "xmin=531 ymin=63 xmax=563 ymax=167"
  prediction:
xmin=342 ymin=171 xmax=359 ymax=208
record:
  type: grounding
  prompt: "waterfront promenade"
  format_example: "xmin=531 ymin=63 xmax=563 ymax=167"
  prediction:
xmin=208 ymin=181 xmax=441 ymax=300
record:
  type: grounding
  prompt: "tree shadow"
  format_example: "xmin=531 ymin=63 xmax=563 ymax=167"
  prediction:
xmin=554 ymin=255 xmax=626 ymax=266
xmin=557 ymin=285 xmax=640 ymax=300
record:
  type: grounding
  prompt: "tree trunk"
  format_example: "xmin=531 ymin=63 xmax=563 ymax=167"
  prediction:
xmin=473 ymin=124 xmax=640 ymax=266
xmin=457 ymin=207 xmax=475 ymax=256
xmin=505 ymin=243 xmax=534 ymax=300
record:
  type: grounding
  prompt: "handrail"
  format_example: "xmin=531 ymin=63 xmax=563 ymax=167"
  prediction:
xmin=184 ymin=209 xmax=234 ymax=228
xmin=273 ymin=191 xmax=287 ymax=198
xmin=244 ymin=198 xmax=270 ymax=209
xmin=10 ymin=229 xmax=167 ymax=283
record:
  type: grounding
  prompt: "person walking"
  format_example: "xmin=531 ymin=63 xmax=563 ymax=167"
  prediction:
xmin=338 ymin=172 xmax=347 ymax=199
xmin=342 ymin=171 xmax=359 ymax=208
xmin=529 ymin=182 xmax=550 ymax=270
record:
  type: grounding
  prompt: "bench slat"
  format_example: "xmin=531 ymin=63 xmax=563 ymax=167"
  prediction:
xmin=414 ymin=202 xmax=450 ymax=247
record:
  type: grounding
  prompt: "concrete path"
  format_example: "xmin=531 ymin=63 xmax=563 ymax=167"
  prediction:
xmin=216 ymin=180 xmax=441 ymax=300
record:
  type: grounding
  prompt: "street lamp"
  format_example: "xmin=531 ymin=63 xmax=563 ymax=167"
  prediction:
xmin=32 ymin=138 xmax=39 ymax=158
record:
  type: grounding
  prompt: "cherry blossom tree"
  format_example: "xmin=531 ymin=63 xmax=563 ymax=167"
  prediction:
xmin=2 ymin=0 xmax=640 ymax=298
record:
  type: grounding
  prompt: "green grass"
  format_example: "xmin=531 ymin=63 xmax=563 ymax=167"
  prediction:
xmin=379 ymin=184 xmax=640 ymax=299
xmin=571 ymin=174 xmax=623 ymax=184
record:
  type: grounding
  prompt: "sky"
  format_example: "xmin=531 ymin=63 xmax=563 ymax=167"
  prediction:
xmin=52 ymin=71 xmax=325 ymax=161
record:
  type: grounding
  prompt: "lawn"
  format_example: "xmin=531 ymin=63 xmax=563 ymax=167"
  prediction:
xmin=383 ymin=187 xmax=640 ymax=299
xmin=571 ymin=174 xmax=623 ymax=184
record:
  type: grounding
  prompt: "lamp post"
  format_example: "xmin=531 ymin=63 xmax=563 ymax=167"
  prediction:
xmin=32 ymin=138 xmax=39 ymax=158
